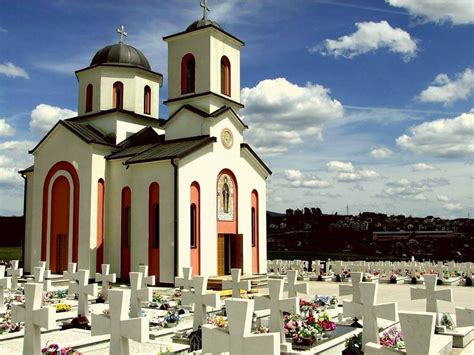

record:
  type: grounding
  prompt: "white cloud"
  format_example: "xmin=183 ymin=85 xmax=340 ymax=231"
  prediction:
xmin=0 ymin=62 xmax=29 ymax=79
xmin=370 ymin=146 xmax=393 ymax=159
xmin=437 ymin=195 xmax=449 ymax=202
xmin=0 ymin=140 xmax=34 ymax=190
xmin=445 ymin=202 xmax=464 ymax=212
xmin=0 ymin=119 xmax=15 ymax=136
xmin=411 ymin=163 xmax=434 ymax=171
xmin=241 ymin=78 xmax=343 ymax=155
xmin=326 ymin=161 xmax=354 ymax=173
xmin=338 ymin=170 xmax=379 ymax=182
xmin=386 ymin=0 xmax=474 ymax=25
xmin=396 ymin=112 xmax=474 ymax=158
xmin=417 ymin=68 xmax=474 ymax=105
xmin=415 ymin=193 xmax=427 ymax=201
xmin=311 ymin=21 xmax=418 ymax=62
xmin=283 ymin=169 xmax=331 ymax=189
xmin=0 ymin=155 xmax=13 ymax=167
xmin=30 ymin=104 xmax=77 ymax=135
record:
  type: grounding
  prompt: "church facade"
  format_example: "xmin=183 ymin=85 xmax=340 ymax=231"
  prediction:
xmin=20 ymin=16 xmax=271 ymax=283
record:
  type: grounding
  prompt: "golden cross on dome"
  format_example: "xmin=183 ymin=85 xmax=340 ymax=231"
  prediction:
xmin=200 ymin=0 xmax=210 ymax=20
xmin=117 ymin=25 xmax=127 ymax=43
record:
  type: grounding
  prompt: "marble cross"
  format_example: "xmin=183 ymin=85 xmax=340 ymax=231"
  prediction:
xmin=138 ymin=265 xmax=155 ymax=288
xmin=174 ymin=267 xmax=193 ymax=290
xmin=343 ymin=282 xmax=398 ymax=351
xmin=182 ymin=276 xmax=220 ymax=331
xmin=129 ymin=272 xmax=152 ymax=318
xmin=222 ymin=268 xmax=251 ymax=298
xmin=339 ymin=272 xmax=363 ymax=304
xmin=332 ymin=261 xmax=345 ymax=275
xmin=91 ymin=289 xmax=149 ymax=355
xmin=70 ymin=269 xmax=98 ymax=317
xmin=284 ymin=270 xmax=309 ymax=297
xmin=7 ymin=260 xmax=23 ymax=289
xmin=63 ymin=262 xmax=77 ymax=294
xmin=410 ymin=274 xmax=452 ymax=314
xmin=365 ymin=311 xmax=437 ymax=355
xmin=95 ymin=264 xmax=116 ymax=300
xmin=433 ymin=261 xmax=446 ymax=277
xmin=11 ymin=283 xmax=55 ymax=355
xmin=255 ymin=279 xmax=299 ymax=351
xmin=461 ymin=262 xmax=473 ymax=279
xmin=312 ymin=260 xmax=321 ymax=276
xmin=202 ymin=299 xmax=279 ymax=355
xmin=0 ymin=265 xmax=12 ymax=307
xmin=33 ymin=261 xmax=52 ymax=291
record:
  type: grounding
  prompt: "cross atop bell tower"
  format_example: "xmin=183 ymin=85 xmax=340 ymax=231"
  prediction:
xmin=116 ymin=25 xmax=127 ymax=43
xmin=200 ymin=0 xmax=210 ymax=20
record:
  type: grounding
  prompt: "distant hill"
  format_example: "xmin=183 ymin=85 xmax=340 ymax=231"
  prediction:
xmin=0 ymin=216 xmax=24 ymax=247
xmin=267 ymin=211 xmax=285 ymax=218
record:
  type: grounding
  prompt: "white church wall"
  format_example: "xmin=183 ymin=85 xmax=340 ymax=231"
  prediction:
xmin=163 ymin=110 xmax=206 ymax=141
xmin=134 ymin=76 xmax=161 ymax=119
xmin=23 ymin=171 xmax=35 ymax=273
xmin=29 ymin=126 xmax=96 ymax=271
xmin=99 ymin=68 xmax=135 ymax=112
xmin=77 ymin=67 xmax=101 ymax=116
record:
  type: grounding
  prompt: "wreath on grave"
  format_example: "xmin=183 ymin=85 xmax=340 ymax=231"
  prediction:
xmin=41 ymin=341 xmax=80 ymax=355
xmin=379 ymin=326 xmax=405 ymax=350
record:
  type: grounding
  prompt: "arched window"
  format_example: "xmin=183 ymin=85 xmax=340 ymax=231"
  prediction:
xmin=251 ymin=190 xmax=259 ymax=273
xmin=96 ymin=179 xmax=105 ymax=271
xmin=121 ymin=186 xmax=131 ymax=278
xmin=113 ymin=81 xmax=124 ymax=110
xmin=251 ymin=207 xmax=256 ymax=247
xmin=86 ymin=84 xmax=93 ymax=112
xmin=190 ymin=203 xmax=197 ymax=248
xmin=144 ymin=85 xmax=151 ymax=115
xmin=181 ymin=53 xmax=195 ymax=94
xmin=220 ymin=56 xmax=231 ymax=96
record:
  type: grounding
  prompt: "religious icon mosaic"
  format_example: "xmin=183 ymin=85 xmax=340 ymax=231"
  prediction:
xmin=217 ymin=174 xmax=234 ymax=221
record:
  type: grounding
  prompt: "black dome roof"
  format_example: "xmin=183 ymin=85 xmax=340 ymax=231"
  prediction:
xmin=186 ymin=18 xmax=222 ymax=32
xmin=90 ymin=43 xmax=151 ymax=71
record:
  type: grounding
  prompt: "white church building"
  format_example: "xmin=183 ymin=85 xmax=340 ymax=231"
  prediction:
xmin=20 ymin=13 xmax=271 ymax=284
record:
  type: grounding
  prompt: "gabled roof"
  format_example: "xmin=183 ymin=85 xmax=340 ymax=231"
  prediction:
xmin=125 ymin=135 xmax=216 ymax=165
xmin=163 ymin=104 xmax=248 ymax=130
xmin=29 ymin=120 xmax=117 ymax=154
xmin=241 ymin=143 xmax=272 ymax=176
xmin=19 ymin=165 xmax=34 ymax=174
xmin=66 ymin=108 xmax=167 ymax=126
xmin=163 ymin=91 xmax=244 ymax=109
xmin=118 ymin=126 xmax=162 ymax=148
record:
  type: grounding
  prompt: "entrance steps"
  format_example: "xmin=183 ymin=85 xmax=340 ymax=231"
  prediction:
xmin=207 ymin=273 xmax=268 ymax=291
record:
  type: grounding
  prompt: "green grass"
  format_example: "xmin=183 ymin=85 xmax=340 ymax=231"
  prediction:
xmin=0 ymin=246 xmax=22 ymax=261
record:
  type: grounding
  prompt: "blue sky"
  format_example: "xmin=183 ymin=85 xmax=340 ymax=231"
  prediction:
xmin=0 ymin=0 xmax=472 ymax=217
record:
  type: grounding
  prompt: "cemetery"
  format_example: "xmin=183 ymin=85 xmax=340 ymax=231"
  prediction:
xmin=0 ymin=258 xmax=472 ymax=354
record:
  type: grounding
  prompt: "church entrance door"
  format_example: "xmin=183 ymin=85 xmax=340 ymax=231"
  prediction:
xmin=217 ymin=234 xmax=243 ymax=276
xmin=50 ymin=176 xmax=70 ymax=274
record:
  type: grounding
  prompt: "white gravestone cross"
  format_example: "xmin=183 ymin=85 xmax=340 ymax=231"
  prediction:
xmin=0 ymin=265 xmax=12 ymax=307
xmin=92 ymin=288 xmax=149 ymax=355
xmin=284 ymin=270 xmax=309 ymax=297
xmin=182 ymin=276 xmax=221 ymax=331
xmin=174 ymin=267 xmax=193 ymax=290
xmin=138 ymin=265 xmax=155 ymax=288
xmin=456 ymin=307 xmax=474 ymax=327
xmin=255 ymin=279 xmax=299 ymax=351
xmin=70 ymin=269 xmax=98 ymax=317
xmin=410 ymin=274 xmax=452 ymax=314
xmin=339 ymin=272 xmax=363 ymax=304
xmin=365 ymin=311 xmax=439 ymax=355
xmin=95 ymin=264 xmax=116 ymax=300
xmin=312 ymin=260 xmax=321 ymax=276
xmin=129 ymin=272 xmax=152 ymax=318
xmin=222 ymin=268 xmax=251 ymax=298
xmin=202 ymin=299 xmax=279 ymax=355
xmin=11 ymin=283 xmax=55 ymax=355
xmin=63 ymin=262 xmax=77 ymax=294
xmin=7 ymin=259 xmax=23 ymax=289
xmin=33 ymin=262 xmax=52 ymax=292
xmin=343 ymin=282 xmax=398 ymax=351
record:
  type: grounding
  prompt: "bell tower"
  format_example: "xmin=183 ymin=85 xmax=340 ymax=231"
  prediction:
xmin=163 ymin=1 xmax=244 ymax=115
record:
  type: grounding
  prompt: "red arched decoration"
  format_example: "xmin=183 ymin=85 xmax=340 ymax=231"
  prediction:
xmin=217 ymin=169 xmax=238 ymax=234
xmin=181 ymin=53 xmax=195 ymax=94
xmin=144 ymin=85 xmax=151 ymax=115
xmin=220 ymin=56 xmax=231 ymax=96
xmin=50 ymin=176 xmax=70 ymax=273
xmin=190 ymin=182 xmax=201 ymax=275
xmin=96 ymin=179 xmax=105 ymax=271
xmin=86 ymin=84 xmax=93 ymax=112
xmin=148 ymin=182 xmax=160 ymax=279
xmin=121 ymin=187 xmax=131 ymax=278
xmin=41 ymin=161 xmax=80 ymax=266
xmin=113 ymin=81 xmax=124 ymax=110
xmin=251 ymin=190 xmax=259 ymax=274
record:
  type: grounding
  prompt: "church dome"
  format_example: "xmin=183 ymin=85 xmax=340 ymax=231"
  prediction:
xmin=186 ymin=18 xmax=222 ymax=32
xmin=90 ymin=43 xmax=151 ymax=71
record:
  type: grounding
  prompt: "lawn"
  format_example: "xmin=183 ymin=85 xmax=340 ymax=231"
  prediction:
xmin=0 ymin=246 xmax=22 ymax=261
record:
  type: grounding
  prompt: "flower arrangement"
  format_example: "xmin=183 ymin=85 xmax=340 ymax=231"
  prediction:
xmin=152 ymin=291 xmax=166 ymax=304
xmin=440 ymin=313 xmax=455 ymax=330
xmin=254 ymin=325 xmax=269 ymax=334
xmin=390 ymin=274 xmax=398 ymax=283
xmin=41 ymin=342 xmax=80 ymax=355
xmin=207 ymin=315 xmax=227 ymax=328
xmin=345 ymin=333 xmax=362 ymax=350
xmin=55 ymin=303 xmax=71 ymax=313
xmin=379 ymin=326 xmax=405 ymax=350
xmin=284 ymin=311 xmax=337 ymax=345
xmin=165 ymin=310 xmax=180 ymax=326
xmin=149 ymin=315 xmax=166 ymax=328
xmin=300 ymin=299 xmax=320 ymax=314
xmin=0 ymin=310 xmax=23 ymax=334
xmin=317 ymin=312 xmax=336 ymax=332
